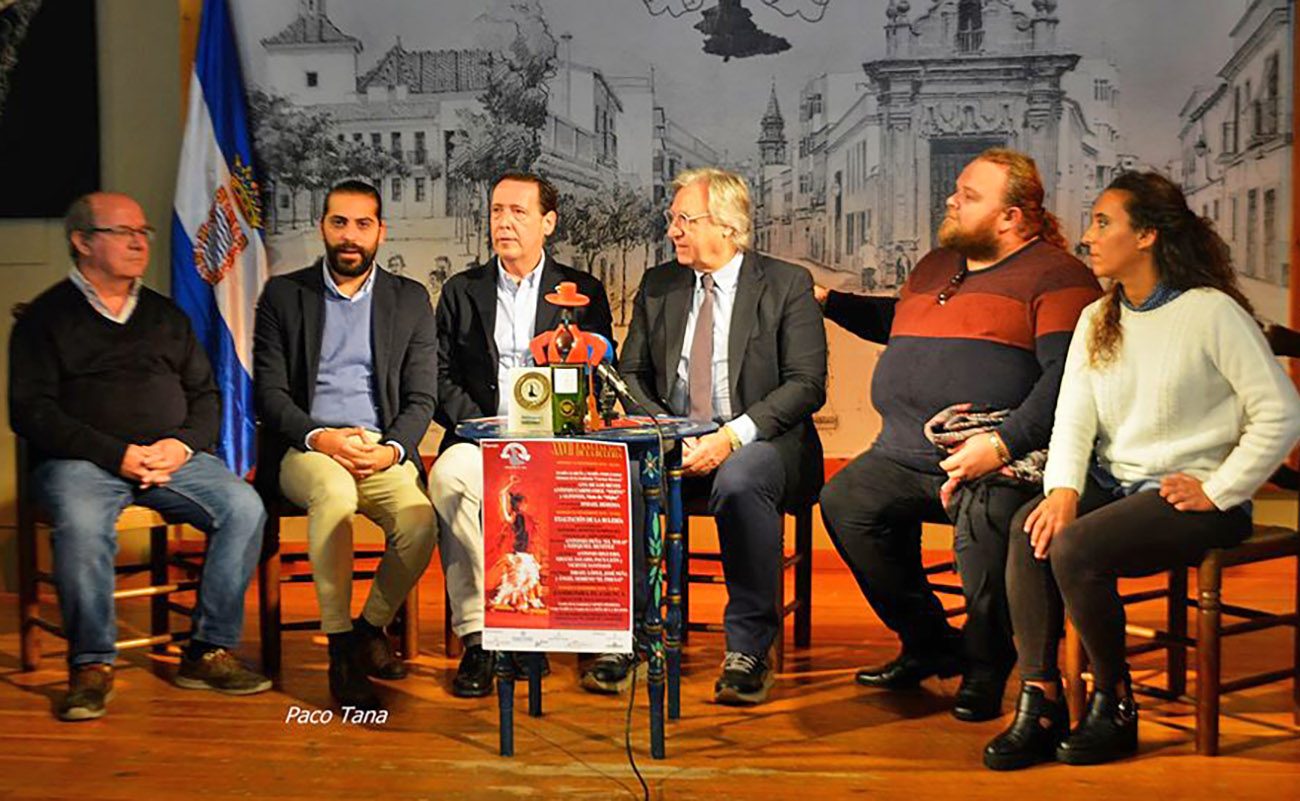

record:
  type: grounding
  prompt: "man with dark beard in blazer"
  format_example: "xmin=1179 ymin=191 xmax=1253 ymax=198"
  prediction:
xmin=254 ymin=179 xmax=438 ymax=712
xmin=619 ymin=167 xmax=827 ymax=705
xmin=428 ymin=172 xmax=615 ymax=698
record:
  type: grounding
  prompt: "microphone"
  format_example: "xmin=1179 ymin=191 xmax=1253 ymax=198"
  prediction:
xmin=594 ymin=361 xmax=635 ymax=402
xmin=593 ymin=353 xmax=671 ymax=493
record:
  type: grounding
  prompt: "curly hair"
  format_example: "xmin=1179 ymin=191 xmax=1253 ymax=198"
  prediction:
xmin=1088 ymin=171 xmax=1254 ymax=367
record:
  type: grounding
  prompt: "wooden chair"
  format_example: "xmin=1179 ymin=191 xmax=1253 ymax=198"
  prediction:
xmin=16 ymin=439 xmax=201 ymax=670
xmin=1063 ymin=323 xmax=1300 ymax=755
xmin=921 ymin=511 xmax=968 ymax=621
xmin=257 ymin=499 xmax=419 ymax=680
xmin=680 ymin=498 xmax=814 ymax=672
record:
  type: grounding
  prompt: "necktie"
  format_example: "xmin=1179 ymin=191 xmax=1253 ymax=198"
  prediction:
xmin=688 ymin=273 xmax=715 ymax=422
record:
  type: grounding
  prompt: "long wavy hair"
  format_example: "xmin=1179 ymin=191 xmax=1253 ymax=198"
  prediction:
xmin=1087 ymin=171 xmax=1254 ymax=367
xmin=977 ymin=147 xmax=1069 ymax=251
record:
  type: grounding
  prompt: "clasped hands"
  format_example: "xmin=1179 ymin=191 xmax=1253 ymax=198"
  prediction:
xmin=119 ymin=438 xmax=191 ymax=489
xmin=309 ymin=427 xmax=400 ymax=479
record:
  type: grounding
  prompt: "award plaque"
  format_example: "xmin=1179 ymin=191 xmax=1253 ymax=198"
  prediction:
xmin=507 ymin=367 xmax=554 ymax=435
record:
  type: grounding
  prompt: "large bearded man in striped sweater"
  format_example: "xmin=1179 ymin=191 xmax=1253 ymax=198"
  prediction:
xmin=816 ymin=149 xmax=1101 ymax=722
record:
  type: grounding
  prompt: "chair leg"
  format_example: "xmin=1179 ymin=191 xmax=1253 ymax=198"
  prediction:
xmin=680 ymin=515 xmax=691 ymax=647
xmin=1167 ymin=566 xmax=1188 ymax=698
xmin=401 ymin=585 xmax=420 ymax=659
xmin=258 ymin=516 xmax=283 ymax=680
xmin=774 ymin=517 xmax=786 ymax=673
xmin=1293 ymin=546 xmax=1299 ymax=726
xmin=1196 ymin=551 xmax=1224 ymax=756
xmin=794 ymin=506 xmax=813 ymax=649
xmin=1064 ymin=620 xmax=1087 ymax=723
xmin=150 ymin=525 xmax=170 ymax=653
xmin=17 ymin=502 xmax=40 ymax=671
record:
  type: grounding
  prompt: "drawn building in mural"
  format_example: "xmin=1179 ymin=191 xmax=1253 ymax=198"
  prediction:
xmin=754 ymin=0 xmax=1132 ymax=290
xmin=607 ymin=72 xmax=724 ymax=266
xmin=261 ymin=4 xmax=618 ymax=239
xmin=234 ymin=0 xmax=1290 ymax=458
xmin=1178 ymin=0 xmax=1293 ymax=324
xmin=252 ymin=0 xmax=730 ymax=309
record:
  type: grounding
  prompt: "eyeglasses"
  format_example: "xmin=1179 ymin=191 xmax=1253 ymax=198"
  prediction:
xmin=935 ymin=266 xmax=969 ymax=306
xmin=86 ymin=225 xmax=157 ymax=242
xmin=663 ymin=210 xmax=712 ymax=229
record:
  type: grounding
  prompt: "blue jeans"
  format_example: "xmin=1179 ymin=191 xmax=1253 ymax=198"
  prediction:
xmin=32 ymin=452 xmax=267 ymax=667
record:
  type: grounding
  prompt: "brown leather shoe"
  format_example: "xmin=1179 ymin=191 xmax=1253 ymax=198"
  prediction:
xmin=175 ymin=648 xmax=272 ymax=694
xmin=58 ymin=663 xmax=114 ymax=722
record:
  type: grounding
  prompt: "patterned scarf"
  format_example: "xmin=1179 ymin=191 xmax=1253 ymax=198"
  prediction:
xmin=924 ymin=404 xmax=1048 ymax=538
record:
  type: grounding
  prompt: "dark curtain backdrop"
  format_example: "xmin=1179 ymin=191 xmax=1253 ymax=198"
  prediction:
xmin=0 ymin=0 xmax=99 ymax=218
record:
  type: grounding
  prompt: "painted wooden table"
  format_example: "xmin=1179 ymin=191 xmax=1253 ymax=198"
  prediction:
xmin=456 ymin=415 xmax=716 ymax=759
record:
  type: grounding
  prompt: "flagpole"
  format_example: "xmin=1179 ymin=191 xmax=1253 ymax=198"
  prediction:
xmin=179 ymin=0 xmax=203 ymax=115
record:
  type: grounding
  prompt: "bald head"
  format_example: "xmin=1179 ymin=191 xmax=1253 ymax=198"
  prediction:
xmin=65 ymin=192 xmax=144 ymax=260
xmin=65 ymin=192 xmax=152 ymax=281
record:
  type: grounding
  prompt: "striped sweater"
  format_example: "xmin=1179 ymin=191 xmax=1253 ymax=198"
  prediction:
xmin=826 ymin=240 xmax=1101 ymax=474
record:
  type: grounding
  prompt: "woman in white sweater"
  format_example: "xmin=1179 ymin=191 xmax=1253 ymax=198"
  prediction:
xmin=984 ymin=171 xmax=1300 ymax=771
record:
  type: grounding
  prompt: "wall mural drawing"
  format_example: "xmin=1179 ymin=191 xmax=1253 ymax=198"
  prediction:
xmin=229 ymin=0 xmax=1293 ymax=455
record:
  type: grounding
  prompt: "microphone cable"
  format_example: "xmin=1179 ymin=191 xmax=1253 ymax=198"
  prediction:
xmin=624 ymin=661 xmax=650 ymax=801
xmin=596 ymin=359 xmax=664 ymax=801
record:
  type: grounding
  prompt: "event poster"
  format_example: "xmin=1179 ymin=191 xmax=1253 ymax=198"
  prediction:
xmin=481 ymin=438 xmax=633 ymax=653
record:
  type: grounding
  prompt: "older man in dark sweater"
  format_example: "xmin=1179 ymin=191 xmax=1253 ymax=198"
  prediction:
xmin=9 ymin=192 xmax=269 ymax=722
xmin=817 ymin=150 xmax=1100 ymax=721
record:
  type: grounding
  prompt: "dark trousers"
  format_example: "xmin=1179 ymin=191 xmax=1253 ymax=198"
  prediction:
xmin=1008 ymin=480 xmax=1251 ymax=690
xmin=820 ymin=447 xmax=1036 ymax=675
xmin=680 ymin=440 xmax=788 ymax=656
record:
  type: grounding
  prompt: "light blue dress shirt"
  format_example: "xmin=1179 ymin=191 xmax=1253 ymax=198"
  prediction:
xmin=493 ymin=253 xmax=545 ymax=415
xmin=669 ymin=251 xmax=757 ymax=445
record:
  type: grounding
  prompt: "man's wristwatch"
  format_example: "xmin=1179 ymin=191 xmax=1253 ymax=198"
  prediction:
xmin=721 ymin=424 xmax=743 ymax=452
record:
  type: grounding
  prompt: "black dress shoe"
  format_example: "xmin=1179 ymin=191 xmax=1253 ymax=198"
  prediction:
xmin=983 ymin=684 xmax=1069 ymax=771
xmin=855 ymin=649 xmax=963 ymax=688
xmin=328 ymin=637 xmax=384 ymax=712
xmin=1056 ymin=686 xmax=1138 ymax=765
xmin=953 ymin=671 xmax=1008 ymax=722
xmin=354 ymin=622 xmax=407 ymax=680
xmin=580 ymin=652 xmax=641 ymax=694
xmin=451 ymin=644 xmax=494 ymax=698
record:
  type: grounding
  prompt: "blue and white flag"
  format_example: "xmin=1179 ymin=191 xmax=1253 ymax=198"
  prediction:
xmin=172 ymin=0 xmax=266 ymax=477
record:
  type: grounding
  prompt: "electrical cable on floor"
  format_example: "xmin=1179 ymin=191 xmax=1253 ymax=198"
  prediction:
xmin=625 ymin=664 xmax=650 ymax=801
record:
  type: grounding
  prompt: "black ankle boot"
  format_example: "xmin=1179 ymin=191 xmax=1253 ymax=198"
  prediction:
xmin=1056 ymin=676 xmax=1138 ymax=766
xmin=983 ymin=683 xmax=1069 ymax=771
xmin=327 ymin=633 xmax=384 ymax=712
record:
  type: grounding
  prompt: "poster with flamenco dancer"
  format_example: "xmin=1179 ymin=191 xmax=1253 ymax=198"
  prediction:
xmin=481 ymin=438 xmax=633 ymax=653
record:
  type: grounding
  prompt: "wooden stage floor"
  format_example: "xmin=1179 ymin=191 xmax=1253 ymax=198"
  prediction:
xmin=1 ymin=552 xmax=1297 ymax=800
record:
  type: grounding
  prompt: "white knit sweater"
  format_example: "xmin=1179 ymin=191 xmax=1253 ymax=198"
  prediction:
xmin=1043 ymin=287 xmax=1300 ymax=510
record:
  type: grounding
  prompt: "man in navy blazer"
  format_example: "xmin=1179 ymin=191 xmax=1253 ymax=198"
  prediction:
xmin=253 ymin=180 xmax=437 ymax=712
xmin=428 ymin=172 xmax=615 ymax=698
